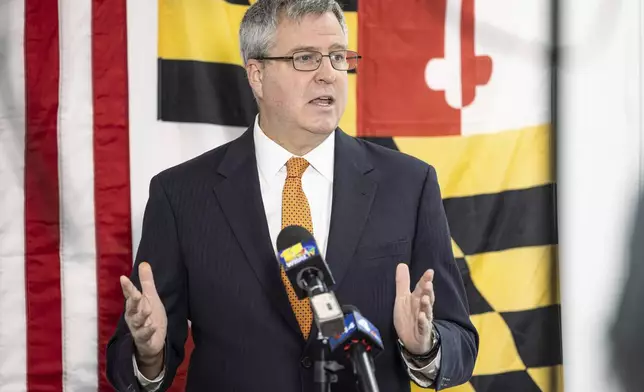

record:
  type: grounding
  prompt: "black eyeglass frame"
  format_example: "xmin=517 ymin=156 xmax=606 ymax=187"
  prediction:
xmin=252 ymin=50 xmax=362 ymax=71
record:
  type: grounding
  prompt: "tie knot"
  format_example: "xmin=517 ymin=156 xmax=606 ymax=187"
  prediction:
xmin=286 ymin=157 xmax=309 ymax=178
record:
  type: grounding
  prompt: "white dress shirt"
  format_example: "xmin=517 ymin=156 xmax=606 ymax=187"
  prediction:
xmin=134 ymin=115 xmax=441 ymax=390
xmin=253 ymin=115 xmax=335 ymax=257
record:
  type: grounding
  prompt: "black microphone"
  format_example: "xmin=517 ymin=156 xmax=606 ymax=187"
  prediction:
xmin=276 ymin=225 xmax=344 ymax=338
xmin=328 ymin=305 xmax=383 ymax=392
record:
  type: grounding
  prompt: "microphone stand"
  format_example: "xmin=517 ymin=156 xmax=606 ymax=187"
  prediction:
xmin=349 ymin=344 xmax=380 ymax=392
xmin=313 ymin=333 xmax=344 ymax=392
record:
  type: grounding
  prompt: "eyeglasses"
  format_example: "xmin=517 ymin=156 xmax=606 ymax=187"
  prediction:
xmin=254 ymin=50 xmax=361 ymax=72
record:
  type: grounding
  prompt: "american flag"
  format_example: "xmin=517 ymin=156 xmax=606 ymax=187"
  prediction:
xmin=0 ymin=1 xmax=244 ymax=390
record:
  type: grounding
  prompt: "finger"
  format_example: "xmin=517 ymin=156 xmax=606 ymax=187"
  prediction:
xmin=414 ymin=269 xmax=434 ymax=288
xmin=411 ymin=291 xmax=421 ymax=314
xmin=395 ymin=263 xmax=411 ymax=298
xmin=120 ymin=276 xmax=129 ymax=298
xmin=139 ymin=262 xmax=159 ymax=298
xmin=416 ymin=269 xmax=434 ymax=285
xmin=420 ymin=295 xmax=432 ymax=320
xmin=417 ymin=311 xmax=431 ymax=336
xmin=415 ymin=281 xmax=434 ymax=298
xmin=127 ymin=292 xmax=151 ymax=326
xmin=123 ymin=282 xmax=143 ymax=317
xmin=120 ymin=276 xmax=141 ymax=300
xmin=139 ymin=297 xmax=152 ymax=320
xmin=125 ymin=296 xmax=141 ymax=318
xmin=130 ymin=301 xmax=151 ymax=329
xmin=413 ymin=269 xmax=435 ymax=298
xmin=428 ymin=284 xmax=436 ymax=307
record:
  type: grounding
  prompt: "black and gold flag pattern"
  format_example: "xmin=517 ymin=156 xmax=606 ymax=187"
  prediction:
xmin=157 ymin=1 xmax=563 ymax=391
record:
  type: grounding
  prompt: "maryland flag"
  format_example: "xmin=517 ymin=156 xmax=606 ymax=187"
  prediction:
xmin=158 ymin=0 xmax=563 ymax=391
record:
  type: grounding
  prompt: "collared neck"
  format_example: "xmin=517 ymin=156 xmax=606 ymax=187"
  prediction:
xmin=253 ymin=114 xmax=335 ymax=182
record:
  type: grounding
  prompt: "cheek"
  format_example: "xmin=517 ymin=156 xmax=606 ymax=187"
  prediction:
xmin=339 ymin=76 xmax=349 ymax=98
xmin=267 ymin=78 xmax=307 ymax=110
xmin=265 ymin=80 xmax=286 ymax=105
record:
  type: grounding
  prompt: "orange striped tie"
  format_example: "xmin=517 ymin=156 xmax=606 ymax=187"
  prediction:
xmin=280 ymin=157 xmax=314 ymax=339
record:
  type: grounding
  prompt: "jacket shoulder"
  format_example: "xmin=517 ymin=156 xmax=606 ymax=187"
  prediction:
xmin=353 ymin=136 xmax=433 ymax=179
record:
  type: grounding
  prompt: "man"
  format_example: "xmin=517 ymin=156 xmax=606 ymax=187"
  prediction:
xmin=106 ymin=0 xmax=478 ymax=391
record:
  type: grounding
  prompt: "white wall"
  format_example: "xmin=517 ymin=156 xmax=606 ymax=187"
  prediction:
xmin=558 ymin=0 xmax=643 ymax=390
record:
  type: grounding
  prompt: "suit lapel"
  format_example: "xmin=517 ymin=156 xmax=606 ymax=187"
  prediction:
xmin=305 ymin=131 xmax=378 ymax=348
xmin=212 ymin=129 xmax=302 ymax=336
xmin=325 ymin=131 xmax=378 ymax=290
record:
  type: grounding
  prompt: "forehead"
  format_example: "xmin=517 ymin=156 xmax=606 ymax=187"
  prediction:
xmin=272 ymin=11 xmax=347 ymax=52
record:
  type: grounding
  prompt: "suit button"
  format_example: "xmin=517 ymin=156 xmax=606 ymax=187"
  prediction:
xmin=301 ymin=356 xmax=312 ymax=369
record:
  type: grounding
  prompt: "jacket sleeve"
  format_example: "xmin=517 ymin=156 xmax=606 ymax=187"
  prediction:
xmin=106 ymin=174 xmax=189 ymax=392
xmin=408 ymin=165 xmax=479 ymax=390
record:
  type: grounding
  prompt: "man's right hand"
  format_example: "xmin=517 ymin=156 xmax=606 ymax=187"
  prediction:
xmin=120 ymin=262 xmax=167 ymax=375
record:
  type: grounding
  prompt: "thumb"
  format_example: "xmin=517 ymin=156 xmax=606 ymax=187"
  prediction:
xmin=395 ymin=263 xmax=411 ymax=298
xmin=139 ymin=262 xmax=158 ymax=298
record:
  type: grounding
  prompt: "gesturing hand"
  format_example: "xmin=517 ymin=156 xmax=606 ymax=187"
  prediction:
xmin=393 ymin=263 xmax=436 ymax=355
xmin=120 ymin=262 xmax=167 ymax=363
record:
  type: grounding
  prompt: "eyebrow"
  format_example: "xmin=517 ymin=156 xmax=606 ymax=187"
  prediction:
xmin=288 ymin=43 xmax=348 ymax=53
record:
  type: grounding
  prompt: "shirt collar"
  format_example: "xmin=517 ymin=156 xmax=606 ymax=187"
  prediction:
xmin=253 ymin=115 xmax=335 ymax=182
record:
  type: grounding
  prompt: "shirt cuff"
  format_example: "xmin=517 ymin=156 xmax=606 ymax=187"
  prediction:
xmin=398 ymin=340 xmax=442 ymax=388
xmin=132 ymin=353 xmax=165 ymax=392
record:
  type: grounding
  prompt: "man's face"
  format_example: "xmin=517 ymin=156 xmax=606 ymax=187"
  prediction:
xmin=251 ymin=11 xmax=349 ymax=136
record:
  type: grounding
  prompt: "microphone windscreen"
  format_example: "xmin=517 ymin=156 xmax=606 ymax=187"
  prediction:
xmin=341 ymin=304 xmax=360 ymax=314
xmin=276 ymin=225 xmax=314 ymax=252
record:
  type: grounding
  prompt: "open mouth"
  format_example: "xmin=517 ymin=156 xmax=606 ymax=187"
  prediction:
xmin=309 ymin=96 xmax=335 ymax=107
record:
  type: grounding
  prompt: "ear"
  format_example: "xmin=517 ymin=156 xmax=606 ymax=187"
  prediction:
xmin=246 ymin=60 xmax=264 ymax=100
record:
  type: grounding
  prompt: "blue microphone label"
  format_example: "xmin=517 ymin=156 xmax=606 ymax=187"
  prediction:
xmin=328 ymin=313 xmax=356 ymax=350
xmin=354 ymin=312 xmax=383 ymax=347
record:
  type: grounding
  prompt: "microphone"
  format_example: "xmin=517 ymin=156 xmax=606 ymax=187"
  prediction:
xmin=276 ymin=225 xmax=345 ymax=338
xmin=328 ymin=305 xmax=383 ymax=392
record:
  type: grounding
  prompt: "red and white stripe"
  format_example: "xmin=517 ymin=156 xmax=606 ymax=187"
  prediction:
xmin=92 ymin=0 xmax=134 ymax=390
xmin=24 ymin=1 xmax=63 ymax=390
xmin=0 ymin=0 xmax=28 ymax=390
xmin=0 ymin=0 xmax=132 ymax=390
xmin=0 ymin=0 xmax=229 ymax=389
xmin=59 ymin=0 xmax=98 ymax=390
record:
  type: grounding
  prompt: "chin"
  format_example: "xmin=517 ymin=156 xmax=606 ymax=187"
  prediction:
xmin=308 ymin=125 xmax=336 ymax=135
xmin=303 ymin=117 xmax=339 ymax=135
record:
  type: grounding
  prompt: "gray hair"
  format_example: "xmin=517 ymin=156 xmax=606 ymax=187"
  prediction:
xmin=239 ymin=0 xmax=348 ymax=66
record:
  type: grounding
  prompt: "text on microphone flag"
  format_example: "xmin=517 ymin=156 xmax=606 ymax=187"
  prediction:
xmin=278 ymin=239 xmax=318 ymax=269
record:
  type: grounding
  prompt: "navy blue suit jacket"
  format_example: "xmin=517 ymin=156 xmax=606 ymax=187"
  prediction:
xmin=106 ymin=127 xmax=478 ymax=391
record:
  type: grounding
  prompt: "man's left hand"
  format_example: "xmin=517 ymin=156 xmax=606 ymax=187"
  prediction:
xmin=393 ymin=263 xmax=436 ymax=355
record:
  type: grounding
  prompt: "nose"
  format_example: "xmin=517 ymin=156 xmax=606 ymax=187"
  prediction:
xmin=315 ymin=55 xmax=336 ymax=84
